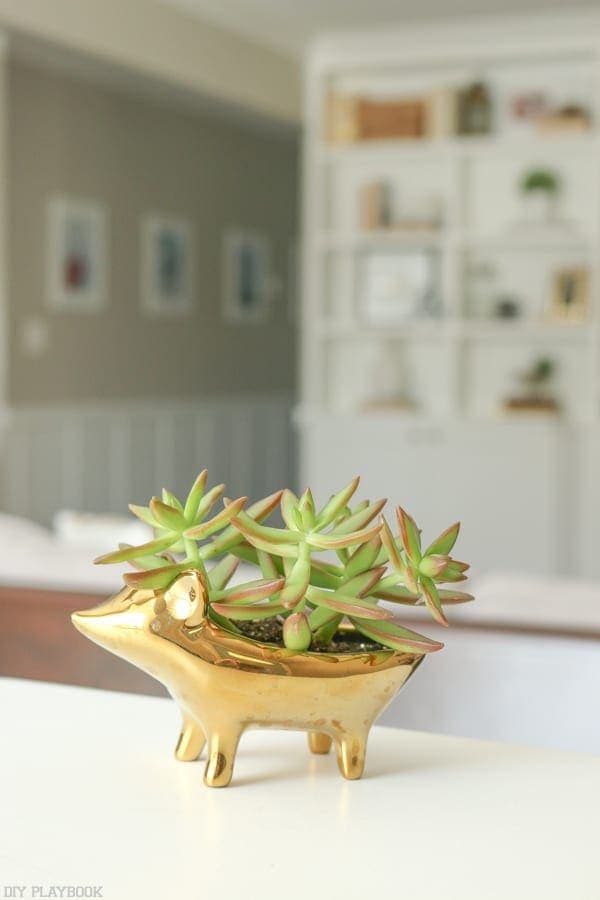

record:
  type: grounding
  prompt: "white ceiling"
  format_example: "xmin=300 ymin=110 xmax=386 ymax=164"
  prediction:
xmin=159 ymin=0 xmax=582 ymax=57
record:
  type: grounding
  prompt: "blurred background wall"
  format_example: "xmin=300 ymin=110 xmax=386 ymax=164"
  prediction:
xmin=1 ymin=52 xmax=299 ymax=522
xmin=9 ymin=61 xmax=298 ymax=406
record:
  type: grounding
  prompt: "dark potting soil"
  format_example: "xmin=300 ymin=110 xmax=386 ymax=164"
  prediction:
xmin=235 ymin=618 xmax=384 ymax=654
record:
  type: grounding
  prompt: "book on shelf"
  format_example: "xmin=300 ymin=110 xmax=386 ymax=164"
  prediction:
xmin=358 ymin=177 xmax=444 ymax=233
xmin=326 ymin=89 xmax=459 ymax=144
xmin=359 ymin=181 xmax=393 ymax=230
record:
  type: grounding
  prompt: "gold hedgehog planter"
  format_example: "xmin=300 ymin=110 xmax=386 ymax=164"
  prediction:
xmin=72 ymin=571 xmax=424 ymax=787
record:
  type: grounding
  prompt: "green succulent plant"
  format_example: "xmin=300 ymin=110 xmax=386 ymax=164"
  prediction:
xmin=96 ymin=471 xmax=473 ymax=654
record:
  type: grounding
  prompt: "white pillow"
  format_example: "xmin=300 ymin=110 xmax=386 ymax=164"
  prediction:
xmin=53 ymin=509 xmax=152 ymax=555
xmin=0 ymin=512 xmax=53 ymax=546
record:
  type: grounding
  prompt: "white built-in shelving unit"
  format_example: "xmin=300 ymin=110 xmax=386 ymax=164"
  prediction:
xmin=299 ymin=14 xmax=600 ymax=579
xmin=301 ymin=19 xmax=600 ymax=425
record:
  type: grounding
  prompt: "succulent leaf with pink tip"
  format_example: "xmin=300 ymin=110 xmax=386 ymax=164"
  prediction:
xmin=95 ymin=471 xmax=473 ymax=653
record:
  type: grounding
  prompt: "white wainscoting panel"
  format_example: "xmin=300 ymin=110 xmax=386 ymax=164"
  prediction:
xmin=298 ymin=412 xmax=599 ymax=578
xmin=0 ymin=394 xmax=294 ymax=525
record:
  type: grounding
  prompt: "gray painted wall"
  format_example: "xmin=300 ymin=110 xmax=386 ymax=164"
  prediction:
xmin=7 ymin=61 xmax=299 ymax=406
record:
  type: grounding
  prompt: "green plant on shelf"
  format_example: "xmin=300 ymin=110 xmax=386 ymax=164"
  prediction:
xmin=95 ymin=471 xmax=473 ymax=654
xmin=520 ymin=168 xmax=561 ymax=194
xmin=520 ymin=355 xmax=556 ymax=386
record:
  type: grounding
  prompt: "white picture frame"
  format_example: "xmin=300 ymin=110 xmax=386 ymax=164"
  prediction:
xmin=141 ymin=214 xmax=195 ymax=317
xmin=222 ymin=230 xmax=270 ymax=324
xmin=359 ymin=250 xmax=439 ymax=324
xmin=46 ymin=195 xmax=108 ymax=313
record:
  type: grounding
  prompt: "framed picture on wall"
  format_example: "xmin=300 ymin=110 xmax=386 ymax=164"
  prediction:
xmin=222 ymin=230 xmax=271 ymax=324
xmin=46 ymin=195 xmax=108 ymax=313
xmin=141 ymin=214 xmax=195 ymax=316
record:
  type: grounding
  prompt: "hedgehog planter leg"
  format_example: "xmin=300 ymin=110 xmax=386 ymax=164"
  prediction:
xmin=308 ymin=732 xmax=332 ymax=755
xmin=175 ymin=714 xmax=206 ymax=762
xmin=335 ymin=730 xmax=369 ymax=780
xmin=204 ymin=725 xmax=243 ymax=788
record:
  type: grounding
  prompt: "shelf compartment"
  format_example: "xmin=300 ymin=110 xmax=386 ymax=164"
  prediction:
xmin=323 ymin=334 xmax=454 ymax=419
xmin=459 ymin=243 xmax=593 ymax=322
xmin=458 ymin=339 xmax=594 ymax=421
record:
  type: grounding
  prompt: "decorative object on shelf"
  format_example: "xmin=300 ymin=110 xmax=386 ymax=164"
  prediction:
xmin=46 ymin=195 xmax=108 ymax=313
xmin=510 ymin=91 xmax=547 ymax=126
xmin=325 ymin=92 xmax=429 ymax=142
xmin=359 ymin=180 xmax=393 ymax=230
xmin=73 ymin=472 xmax=473 ymax=787
xmin=547 ymin=266 xmax=589 ymax=323
xmin=358 ymin=181 xmax=443 ymax=233
xmin=502 ymin=356 xmax=560 ymax=415
xmin=326 ymin=92 xmax=360 ymax=143
xmin=141 ymin=214 xmax=194 ymax=316
xmin=494 ymin=294 xmax=522 ymax=319
xmin=360 ymin=250 xmax=439 ymax=324
xmin=419 ymin=280 xmax=443 ymax=318
xmin=395 ymin=192 xmax=444 ymax=233
xmin=357 ymin=97 xmax=426 ymax=140
xmin=363 ymin=341 xmax=417 ymax=412
xmin=327 ymin=89 xmax=462 ymax=144
xmin=536 ymin=104 xmax=590 ymax=134
xmin=425 ymin=86 xmax=458 ymax=138
xmin=465 ymin=258 xmax=498 ymax=318
xmin=457 ymin=81 xmax=493 ymax=135
xmin=223 ymin=230 xmax=271 ymax=324
xmin=519 ymin=168 xmax=561 ymax=224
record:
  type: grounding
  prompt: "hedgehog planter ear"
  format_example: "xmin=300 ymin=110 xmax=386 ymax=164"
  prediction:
xmin=164 ymin=571 xmax=208 ymax=627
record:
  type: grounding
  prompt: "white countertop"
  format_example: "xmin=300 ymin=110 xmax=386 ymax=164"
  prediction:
xmin=1 ymin=677 xmax=598 ymax=900
xmin=451 ymin=571 xmax=600 ymax=632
